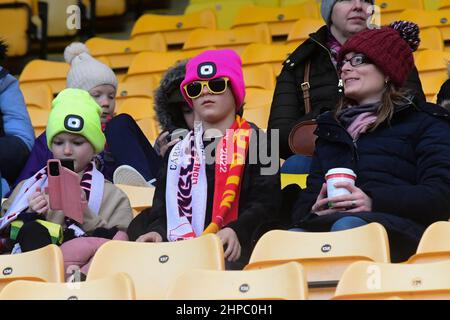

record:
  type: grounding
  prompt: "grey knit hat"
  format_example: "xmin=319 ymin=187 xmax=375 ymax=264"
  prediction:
xmin=321 ymin=0 xmax=338 ymax=26
xmin=64 ymin=42 xmax=118 ymax=91
xmin=321 ymin=0 xmax=375 ymax=27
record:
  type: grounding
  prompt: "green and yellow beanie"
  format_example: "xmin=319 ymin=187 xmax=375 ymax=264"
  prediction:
xmin=46 ymin=88 xmax=106 ymax=153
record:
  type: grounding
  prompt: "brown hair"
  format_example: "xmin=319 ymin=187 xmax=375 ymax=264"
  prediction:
xmin=335 ymin=83 xmax=411 ymax=131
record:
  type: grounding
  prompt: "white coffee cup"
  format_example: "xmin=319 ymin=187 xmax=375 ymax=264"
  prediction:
xmin=325 ymin=168 xmax=357 ymax=198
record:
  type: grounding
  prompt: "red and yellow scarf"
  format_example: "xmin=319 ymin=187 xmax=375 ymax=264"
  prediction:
xmin=166 ymin=116 xmax=251 ymax=241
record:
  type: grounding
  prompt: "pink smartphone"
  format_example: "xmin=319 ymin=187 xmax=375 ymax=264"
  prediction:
xmin=47 ymin=159 xmax=86 ymax=224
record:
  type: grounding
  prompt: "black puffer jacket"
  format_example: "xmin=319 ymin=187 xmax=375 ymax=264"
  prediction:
xmin=292 ymin=97 xmax=450 ymax=262
xmin=269 ymin=26 xmax=426 ymax=159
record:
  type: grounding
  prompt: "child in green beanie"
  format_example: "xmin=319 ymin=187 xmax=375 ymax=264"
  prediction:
xmin=0 ymin=89 xmax=133 ymax=260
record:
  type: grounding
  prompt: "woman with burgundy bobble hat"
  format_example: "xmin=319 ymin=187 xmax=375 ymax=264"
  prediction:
xmin=291 ymin=22 xmax=450 ymax=262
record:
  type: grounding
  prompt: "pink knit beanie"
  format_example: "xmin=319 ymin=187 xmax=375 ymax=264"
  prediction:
xmin=180 ymin=49 xmax=245 ymax=110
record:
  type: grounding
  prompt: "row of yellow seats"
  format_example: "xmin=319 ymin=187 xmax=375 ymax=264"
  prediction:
xmin=1 ymin=221 xmax=450 ymax=299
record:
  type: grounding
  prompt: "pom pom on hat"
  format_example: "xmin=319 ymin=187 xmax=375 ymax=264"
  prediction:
xmin=64 ymin=42 xmax=118 ymax=92
xmin=64 ymin=42 xmax=91 ymax=65
xmin=389 ymin=21 xmax=420 ymax=52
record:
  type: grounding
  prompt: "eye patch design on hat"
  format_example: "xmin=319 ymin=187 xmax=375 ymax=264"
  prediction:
xmin=197 ymin=62 xmax=216 ymax=78
xmin=64 ymin=115 xmax=84 ymax=132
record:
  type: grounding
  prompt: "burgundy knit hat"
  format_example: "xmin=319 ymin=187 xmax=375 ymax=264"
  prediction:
xmin=339 ymin=21 xmax=420 ymax=88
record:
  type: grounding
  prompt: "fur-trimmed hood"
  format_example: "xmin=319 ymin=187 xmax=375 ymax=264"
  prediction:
xmin=154 ymin=60 xmax=189 ymax=132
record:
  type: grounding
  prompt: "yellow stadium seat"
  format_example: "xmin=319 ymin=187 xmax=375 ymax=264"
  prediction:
xmin=232 ymin=3 xmax=320 ymax=39
xmin=82 ymin=0 xmax=126 ymax=17
xmin=418 ymin=27 xmax=444 ymax=52
xmin=115 ymin=97 xmax=155 ymax=121
xmin=280 ymin=173 xmax=308 ymax=189
xmin=241 ymin=43 xmax=296 ymax=76
xmin=183 ymin=24 xmax=271 ymax=55
xmin=407 ymin=221 xmax=450 ymax=264
xmin=421 ymin=72 xmax=447 ymax=103
xmin=286 ymin=18 xmax=324 ymax=46
xmin=185 ymin=1 xmax=253 ymax=30
xmin=0 ymin=273 xmax=135 ymax=300
xmin=123 ymin=50 xmax=201 ymax=91
xmin=280 ymin=0 xmax=315 ymax=6
xmin=86 ymin=235 xmax=225 ymax=299
xmin=116 ymin=80 xmax=154 ymax=110
xmin=379 ymin=0 xmax=424 ymax=26
xmin=243 ymin=64 xmax=276 ymax=90
xmin=167 ymin=262 xmax=308 ymax=300
xmin=21 ymin=83 xmax=53 ymax=109
xmin=131 ymin=10 xmax=216 ymax=48
xmin=439 ymin=0 xmax=450 ymax=9
xmin=245 ymin=223 xmax=390 ymax=300
xmin=0 ymin=244 xmax=64 ymax=292
xmin=136 ymin=117 xmax=160 ymax=144
xmin=86 ymin=34 xmax=167 ymax=71
xmin=243 ymin=88 xmax=274 ymax=129
xmin=334 ymin=260 xmax=450 ymax=300
xmin=0 ymin=0 xmax=33 ymax=56
xmin=398 ymin=9 xmax=450 ymax=42
xmin=27 ymin=107 xmax=50 ymax=137
xmin=414 ymin=49 xmax=450 ymax=102
xmin=19 ymin=59 xmax=70 ymax=96
xmin=115 ymin=184 xmax=155 ymax=216
xmin=254 ymin=0 xmax=279 ymax=6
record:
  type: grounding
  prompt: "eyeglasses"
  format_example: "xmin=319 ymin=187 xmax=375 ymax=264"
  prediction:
xmin=183 ymin=77 xmax=230 ymax=99
xmin=338 ymin=54 xmax=372 ymax=70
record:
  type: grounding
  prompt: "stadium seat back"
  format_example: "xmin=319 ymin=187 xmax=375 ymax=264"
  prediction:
xmin=0 ymin=244 xmax=64 ymax=292
xmin=418 ymin=27 xmax=444 ymax=51
xmin=136 ymin=117 xmax=160 ymax=143
xmin=245 ymin=224 xmax=390 ymax=299
xmin=115 ymin=97 xmax=155 ymax=121
xmin=167 ymin=262 xmax=308 ymax=300
xmin=242 ymin=88 xmax=274 ymax=129
xmin=87 ymin=235 xmax=225 ymax=299
xmin=243 ymin=64 xmax=275 ymax=90
xmin=86 ymin=34 xmax=167 ymax=70
xmin=19 ymin=60 xmax=70 ymax=95
xmin=334 ymin=260 xmax=450 ymax=300
xmin=82 ymin=0 xmax=126 ymax=17
xmin=407 ymin=221 xmax=450 ymax=263
xmin=21 ymin=84 xmax=53 ymax=109
xmin=27 ymin=107 xmax=50 ymax=136
xmin=185 ymin=1 xmax=253 ymax=30
xmin=116 ymin=80 xmax=154 ymax=110
xmin=131 ymin=10 xmax=216 ymax=47
xmin=183 ymin=24 xmax=271 ymax=54
xmin=379 ymin=0 xmax=424 ymax=25
xmin=232 ymin=3 xmax=320 ymax=38
xmin=241 ymin=43 xmax=296 ymax=76
xmin=286 ymin=18 xmax=325 ymax=45
xmin=0 ymin=273 xmax=135 ymax=300
xmin=115 ymin=184 xmax=155 ymax=216
xmin=0 ymin=0 xmax=32 ymax=56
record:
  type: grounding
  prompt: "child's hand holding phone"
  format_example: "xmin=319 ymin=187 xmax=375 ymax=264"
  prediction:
xmin=28 ymin=186 xmax=49 ymax=215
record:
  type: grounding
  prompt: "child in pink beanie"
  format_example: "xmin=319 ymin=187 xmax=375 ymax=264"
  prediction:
xmin=127 ymin=49 xmax=281 ymax=269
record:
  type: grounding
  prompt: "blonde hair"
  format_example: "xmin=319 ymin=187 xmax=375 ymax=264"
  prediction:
xmin=335 ymin=83 xmax=412 ymax=131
